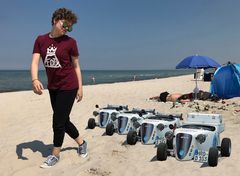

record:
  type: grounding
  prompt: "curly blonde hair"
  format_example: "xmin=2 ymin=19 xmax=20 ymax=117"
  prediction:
xmin=51 ymin=8 xmax=77 ymax=25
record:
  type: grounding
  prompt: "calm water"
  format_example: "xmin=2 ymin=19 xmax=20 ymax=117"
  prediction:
xmin=0 ymin=69 xmax=194 ymax=93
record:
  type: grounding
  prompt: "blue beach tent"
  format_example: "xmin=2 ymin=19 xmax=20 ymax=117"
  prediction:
xmin=210 ymin=63 xmax=240 ymax=99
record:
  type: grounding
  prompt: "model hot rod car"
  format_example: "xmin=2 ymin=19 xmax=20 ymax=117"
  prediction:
xmin=87 ymin=104 xmax=128 ymax=129
xmin=127 ymin=113 xmax=183 ymax=145
xmin=156 ymin=113 xmax=231 ymax=167
xmin=105 ymin=108 xmax=155 ymax=136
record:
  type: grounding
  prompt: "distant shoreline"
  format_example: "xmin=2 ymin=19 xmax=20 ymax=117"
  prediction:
xmin=0 ymin=70 xmax=194 ymax=93
xmin=0 ymin=74 xmax=193 ymax=94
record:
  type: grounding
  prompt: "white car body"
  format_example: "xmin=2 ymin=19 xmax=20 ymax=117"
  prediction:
xmin=140 ymin=114 xmax=182 ymax=145
xmin=90 ymin=105 xmax=128 ymax=128
xmin=171 ymin=113 xmax=225 ymax=163
xmin=114 ymin=109 xmax=156 ymax=135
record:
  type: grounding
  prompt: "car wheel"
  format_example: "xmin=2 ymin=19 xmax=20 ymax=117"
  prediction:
xmin=166 ymin=138 xmax=173 ymax=149
xmin=221 ymin=138 xmax=231 ymax=157
xmin=157 ymin=143 xmax=168 ymax=161
xmin=127 ymin=131 xmax=138 ymax=145
xmin=106 ymin=123 xmax=114 ymax=136
xmin=88 ymin=118 xmax=96 ymax=129
xmin=138 ymin=128 xmax=142 ymax=137
xmin=208 ymin=147 xmax=218 ymax=167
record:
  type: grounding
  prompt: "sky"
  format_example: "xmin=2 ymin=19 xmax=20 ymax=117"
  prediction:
xmin=0 ymin=0 xmax=240 ymax=70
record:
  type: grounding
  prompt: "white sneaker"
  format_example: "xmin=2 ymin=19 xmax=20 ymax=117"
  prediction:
xmin=78 ymin=140 xmax=88 ymax=158
xmin=40 ymin=155 xmax=59 ymax=168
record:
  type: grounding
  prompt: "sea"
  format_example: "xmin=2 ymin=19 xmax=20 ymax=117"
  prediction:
xmin=0 ymin=69 xmax=194 ymax=93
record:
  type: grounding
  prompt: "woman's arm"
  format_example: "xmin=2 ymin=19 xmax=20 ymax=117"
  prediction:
xmin=31 ymin=53 xmax=44 ymax=95
xmin=72 ymin=56 xmax=83 ymax=102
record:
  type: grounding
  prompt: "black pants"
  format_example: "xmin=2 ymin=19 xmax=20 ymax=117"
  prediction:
xmin=49 ymin=89 xmax=79 ymax=147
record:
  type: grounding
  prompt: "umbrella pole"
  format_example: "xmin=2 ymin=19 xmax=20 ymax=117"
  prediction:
xmin=195 ymin=78 xmax=198 ymax=99
xmin=194 ymin=69 xmax=199 ymax=99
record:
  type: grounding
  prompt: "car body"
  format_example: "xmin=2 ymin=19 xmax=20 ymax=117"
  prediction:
xmin=105 ymin=108 xmax=155 ymax=136
xmin=127 ymin=113 xmax=183 ymax=145
xmin=87 ymin=104 xmax=128 ymax=129
xmin=156 ymin=113 xmax=231 ymax=167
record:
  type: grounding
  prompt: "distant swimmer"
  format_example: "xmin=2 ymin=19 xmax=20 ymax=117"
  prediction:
xmin=91 ymin=75 xmax=96 ymax=84
xmin=133 ymin=75 xmax=136 ymax=81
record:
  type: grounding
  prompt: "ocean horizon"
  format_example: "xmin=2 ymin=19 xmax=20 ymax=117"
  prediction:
xmin=0 ymin=69 xmax=194 ymax=93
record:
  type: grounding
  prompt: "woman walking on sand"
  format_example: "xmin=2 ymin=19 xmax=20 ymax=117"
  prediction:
xmin=31 ymin=8 xmax=88 ymax=168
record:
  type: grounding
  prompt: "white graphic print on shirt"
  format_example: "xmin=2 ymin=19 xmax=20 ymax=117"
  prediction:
xmin=44 ymin=44 xmax=62 ymax=68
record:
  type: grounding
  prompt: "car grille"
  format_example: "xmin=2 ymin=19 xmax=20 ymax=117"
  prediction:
xmin=117 ymin=116 xmax=128 ymax=134
xmin=141 ymin=123 xmax=154 ymax=144
xmin=176 ymin=133 xmax=192 ymax=159
xmin=99 ymin=112 xmax=109 ymax=127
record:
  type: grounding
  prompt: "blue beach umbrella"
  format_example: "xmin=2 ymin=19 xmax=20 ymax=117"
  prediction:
xmin=176 ymin=55 xmax=221 ymax=96
xmin=176 ymin=55 xmax=221 ymax=69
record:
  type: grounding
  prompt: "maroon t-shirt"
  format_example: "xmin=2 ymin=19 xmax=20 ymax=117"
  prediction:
xmin=33 ymin=33 xmax=79 ymax=90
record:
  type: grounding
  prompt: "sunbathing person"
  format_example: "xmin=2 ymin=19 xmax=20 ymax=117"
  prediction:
xmin=150 ymin=91 xmax=219 ymax=103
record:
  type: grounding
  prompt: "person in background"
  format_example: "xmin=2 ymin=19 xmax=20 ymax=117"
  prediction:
xmin=31 ymin=8 xmax=88 ymax=168
xmin=133 ymin=75 xmax=136 ymax=81
xmin=150 ymin=92 xmax=191 ymax=103
xmin=91 ymin=75 xmax=96 ymax=84
xmin=150 ymin=91 xmax=219 ymax=103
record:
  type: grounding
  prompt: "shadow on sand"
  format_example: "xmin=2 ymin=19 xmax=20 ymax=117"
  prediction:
xmin=16 ymin=140 xmax=77 ymax=160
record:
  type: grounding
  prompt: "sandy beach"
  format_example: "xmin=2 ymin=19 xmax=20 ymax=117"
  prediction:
xmin=0 ymin=74 xmax=240 ymax=176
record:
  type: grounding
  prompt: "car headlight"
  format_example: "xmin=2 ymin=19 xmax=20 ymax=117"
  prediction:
xmin=133 ymin=121 xmax=141 ymax=128
xmin=116 ymin=106 xmax=123 ymax=111
xmin=111 ymin=112 xmax=117 ymax=121
xmin=131 ymin=117 xmax=138 ymax=122
xmin=93 ymin=111 xmax=99 ymax=116
xmin=157 ymin=123 xmax=165 ymax=131
xmin=169 ymin=123 xmax=177 ymax=131
xmin=195 ymin=134 xmax=206 ymax=144
xmin=165 ymin=131 xmax=174 ymax=140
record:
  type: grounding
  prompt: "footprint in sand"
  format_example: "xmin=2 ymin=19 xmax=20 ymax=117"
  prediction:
xmin=87 ymin=168 xmax=111 ymax=176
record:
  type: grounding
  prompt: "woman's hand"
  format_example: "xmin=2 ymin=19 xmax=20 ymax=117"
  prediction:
xmin=76 ymin=89 xmax=83 ymax=102
xmin=32 ymin=79 xmax=44 ymax=95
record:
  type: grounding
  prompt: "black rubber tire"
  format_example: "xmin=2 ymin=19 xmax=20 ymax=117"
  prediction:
xmin=221 ymin=138 xmax=231 ymax=157
xmin=166 ymin=138 xmax=173 ymax=150
xmin=138 ymin=128 xmax=142 ymax=137
xmin=157 ymin=143 xmax=168 ymax=161
xmin=88 ymin=118 xmax=96 ymax=129
xmin=106 ymin=123 xmax=114 ymax=136
xmin=127 ymin=131 xmax=138 ymax=145
xmin=208 ymin=147 xmax=218 ymax=167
